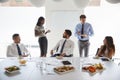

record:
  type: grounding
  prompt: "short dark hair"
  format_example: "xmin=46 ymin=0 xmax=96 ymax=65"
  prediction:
xmin=65 ymin=29 xmax=72 ymax=36
xmin=80 ymin=14 xmax=86 ymax=19
xmin=12 ymin=34 xmax=19 ymax=39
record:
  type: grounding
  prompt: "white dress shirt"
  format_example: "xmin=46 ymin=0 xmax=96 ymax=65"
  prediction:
xmin=7 ymin=43 xmax=28 ymax=57
xmin=52 ymin=39 xmax=74 ymax=56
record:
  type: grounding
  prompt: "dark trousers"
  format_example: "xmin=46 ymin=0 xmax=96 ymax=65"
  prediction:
xmin=38 ymin=37 xmax=48 ymax=56
xmin=78 ymin=40 xmax=90 ymax=57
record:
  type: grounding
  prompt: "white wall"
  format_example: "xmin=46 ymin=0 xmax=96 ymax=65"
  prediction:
xmin=0 ymin=7 xmax=45 ymax=57
xmin=45 ymin=0 xmax=84 ymax=57
xmin=85 ymin=0 xmax=120 ymax=58
xmin=46 ymin=0 xmax=120 ymax=58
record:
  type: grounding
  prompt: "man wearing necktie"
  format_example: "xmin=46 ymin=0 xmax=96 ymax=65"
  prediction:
xmin=75 ymin=14 xmax=94 ymax=57
xmin=16 ymin=44 xmax=22 ymax=56
xmin=7 ymin=34 xmax=28 ymax=57
xmin=50 ymin=29 xmax=74 ymax=57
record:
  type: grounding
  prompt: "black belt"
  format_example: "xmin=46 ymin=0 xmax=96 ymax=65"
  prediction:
xmin=79 ymin=40 xmax=89 ymax=42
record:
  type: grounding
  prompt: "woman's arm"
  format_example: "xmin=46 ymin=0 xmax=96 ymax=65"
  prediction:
xmin=45 ymin=30 xmax=51 ymax=34
xmin=97 ymin=45 xmax=104 ymax=57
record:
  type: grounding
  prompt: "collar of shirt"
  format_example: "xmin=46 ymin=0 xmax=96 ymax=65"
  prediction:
xmin=80 ymin=22 xmax=86 ymax=24
xmin=12 ymin=43 xmax=20 ymax=46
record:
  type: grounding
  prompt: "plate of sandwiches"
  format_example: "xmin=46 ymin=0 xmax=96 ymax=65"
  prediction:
xmin=82 ymin=63 xmax=105 ymax=74
xmin=5 ymin=65 xmax=20 ymax=74
xmin=54 ymin=65 xmax=75 ymax=74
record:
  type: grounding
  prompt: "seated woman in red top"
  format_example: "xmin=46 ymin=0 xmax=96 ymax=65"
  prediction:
xmin=96 ymin=36 xmax=115 ymax=59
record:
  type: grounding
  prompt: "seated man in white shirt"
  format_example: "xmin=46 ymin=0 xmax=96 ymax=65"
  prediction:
xmin=50 ymin=29 xmax=74 ymax=57
xmin=7 ymin=34 xmax=29 ymax=57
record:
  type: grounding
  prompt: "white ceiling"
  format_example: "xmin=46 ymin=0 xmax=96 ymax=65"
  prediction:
xmin=0 ymin=0 xmax=32 ymax=6
xmin=0 ymin=0 xmax=101 ymax=7
xmin=0 ymin=0 xmax=119 ymax=7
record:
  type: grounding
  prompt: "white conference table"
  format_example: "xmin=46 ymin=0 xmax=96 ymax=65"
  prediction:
xmin=0 ymin=57 xmax=120 ymax=80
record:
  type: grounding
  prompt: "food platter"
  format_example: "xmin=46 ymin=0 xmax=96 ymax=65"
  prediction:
xmin=82 ymin=63 xmax=105 ymax=74
xmin=5 ymin=66 xmax=20 ymax=74
xmin=54 ymin=66 xmax=75 ymax=74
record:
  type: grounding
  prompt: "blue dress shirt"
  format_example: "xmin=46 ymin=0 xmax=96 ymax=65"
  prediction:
xmin=74 ymin=22 xmax=94 ymax=41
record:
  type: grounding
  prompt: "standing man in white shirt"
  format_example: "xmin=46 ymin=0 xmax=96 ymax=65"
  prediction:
xmin=7 ymin=34 xmax=28 ymax=57
xmin=50 ymin=29 xmax=74 ymax=57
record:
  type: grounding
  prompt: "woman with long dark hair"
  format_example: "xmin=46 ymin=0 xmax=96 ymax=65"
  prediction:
xmin=34 ymin=16 xmax=50 ymax=57
xmin=97 ymin=36 xmax=115 ymax=59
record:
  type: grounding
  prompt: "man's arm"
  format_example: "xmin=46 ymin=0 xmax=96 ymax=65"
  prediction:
xmin=7 ymin=46 xmax=13 ymax=57
xmin=21 ymin=44 xmax=29 ymax=57
xmin=50 ymin=50 xmax=54 ymax=56
xmin=50 ymin=40 xmax=60 ymax=56
xmin=74 ymin=26 xmax=79 ymax=37
xmin=74 ymin=25 xmax=82 ymax=39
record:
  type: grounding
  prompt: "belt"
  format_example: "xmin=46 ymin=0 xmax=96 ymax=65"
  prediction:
xmin=79 ymin=40 xmax=89 ymax=42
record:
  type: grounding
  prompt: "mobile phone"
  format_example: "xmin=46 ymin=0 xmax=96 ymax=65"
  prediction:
xmin=62 ymin=61 xmax=72 ymax=65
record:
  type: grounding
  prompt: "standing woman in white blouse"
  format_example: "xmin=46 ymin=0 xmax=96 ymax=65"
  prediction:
xmin=34 ymin=17 xmax=50 ymax=57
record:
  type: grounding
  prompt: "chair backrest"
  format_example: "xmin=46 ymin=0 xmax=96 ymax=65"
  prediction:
xmin=95 ymin=48 xmax=99 ymax=56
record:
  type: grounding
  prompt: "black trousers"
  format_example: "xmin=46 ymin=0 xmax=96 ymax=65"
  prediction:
xmin=38 ymin=37 xmax=48 ymax=56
